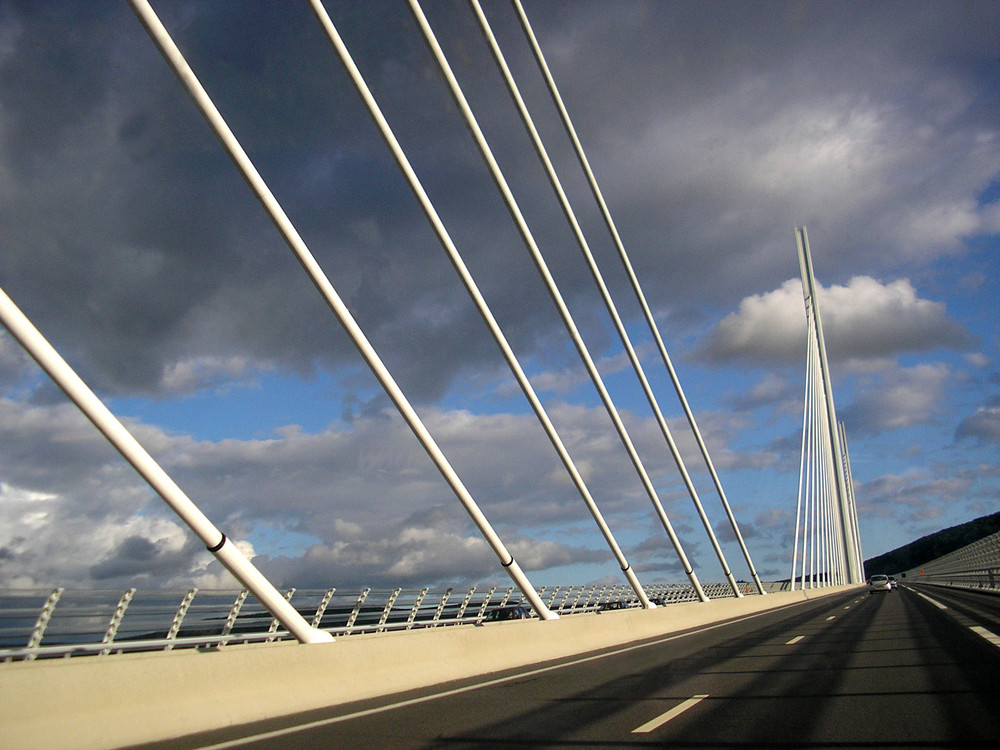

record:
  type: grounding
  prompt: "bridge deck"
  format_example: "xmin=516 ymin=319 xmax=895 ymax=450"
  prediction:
xmin=144 ymin=585 xmax=1000 ymax=748
xmin=1 ymin=587 xmax=840 ymax=750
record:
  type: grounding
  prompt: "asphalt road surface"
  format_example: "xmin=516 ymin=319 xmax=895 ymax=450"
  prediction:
xmin=145 ymin=586 xmax=1000 ymax=749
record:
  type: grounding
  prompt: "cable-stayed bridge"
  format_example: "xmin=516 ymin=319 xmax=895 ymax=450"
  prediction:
xmin=2 ymin=2 xmax=997 ymax=748
xmin=2 ymin=0 xmax=807 ymax=638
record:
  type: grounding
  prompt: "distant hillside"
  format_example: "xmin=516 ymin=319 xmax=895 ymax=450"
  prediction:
xmin=864 ymin=511 xmax=1000 ymax=578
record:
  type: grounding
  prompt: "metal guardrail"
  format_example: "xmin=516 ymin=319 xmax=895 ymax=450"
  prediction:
xmin=899 ymin=530 xmax=1000 ymax=593
xmin=0 ymin=581 xmax=760 ymax=662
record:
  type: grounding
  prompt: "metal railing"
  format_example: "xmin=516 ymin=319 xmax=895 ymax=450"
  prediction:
xmin=0 ymin=580 xmax=760 ymax=661
xmin=899 ymin=530 xmax=1000 ymax=593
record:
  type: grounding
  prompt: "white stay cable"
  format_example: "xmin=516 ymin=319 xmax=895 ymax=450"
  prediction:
xmin=808 ymin=333 xmax=821 ymax=587
xmin=0 ymin=285 xmax=332 ymax=645
xmin=307 ymin=0 xmax=651 ymax=609
xmin=127 ymin=0 xmax=555 ymax=621
xmin=826 ymin=419 xmax=848 ymax=584
xmin=408 ymin=0 xmax=706 ymax=601
xmin=790 ymin=309 xmax=813 ymax=591
xmin=512 ymin=0 xmax=764 ymax=595
xmin=471 ymin=0 xmax=740 ymax=598
xmin=804 ymin=320 xmax=822 ymax=588
xmin=838 ymin=423 xmax=864 ymax=580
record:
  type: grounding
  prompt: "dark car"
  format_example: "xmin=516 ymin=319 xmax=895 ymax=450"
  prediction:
xmin=482 ymin=605 xmax=532 ymax=622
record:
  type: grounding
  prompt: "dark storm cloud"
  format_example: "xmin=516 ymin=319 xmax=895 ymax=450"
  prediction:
xmin=2 ymin=1 xmax=996 ymax=402
xmin=89 ymin=533 xmax=197 ymax=581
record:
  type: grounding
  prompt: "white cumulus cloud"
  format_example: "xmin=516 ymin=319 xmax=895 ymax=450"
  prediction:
xmin=700 ymin=276 xmax=973 ymax=365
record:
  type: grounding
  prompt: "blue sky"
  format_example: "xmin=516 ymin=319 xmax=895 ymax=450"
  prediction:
xmin=0 ymin=0 xmax=998 ymax=592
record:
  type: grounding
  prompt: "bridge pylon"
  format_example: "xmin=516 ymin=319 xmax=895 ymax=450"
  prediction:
xmin=791 ymin=227 xmax=864 ymax=587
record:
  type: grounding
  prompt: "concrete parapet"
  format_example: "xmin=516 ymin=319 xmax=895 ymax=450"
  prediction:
xmin=0 ymin=585 xmax=856 ymax=749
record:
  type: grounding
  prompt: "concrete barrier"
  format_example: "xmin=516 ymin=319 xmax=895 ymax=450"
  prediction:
xmin=0 ymin=585 xmax=857 ymax=749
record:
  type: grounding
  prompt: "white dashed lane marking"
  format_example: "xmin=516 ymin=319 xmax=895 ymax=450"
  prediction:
xmin=633 ymin=695 xmax=710 ymax=734
xmin=971 ymin=626 xmax=1000 ymax=649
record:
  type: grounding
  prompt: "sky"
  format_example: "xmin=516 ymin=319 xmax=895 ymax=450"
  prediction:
xmin=0 ymin=0 xmax=998 ymax=594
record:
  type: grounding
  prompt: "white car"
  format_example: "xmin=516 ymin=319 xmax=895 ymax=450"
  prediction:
xmin=867 ymin=574 xmax=892 ymax=594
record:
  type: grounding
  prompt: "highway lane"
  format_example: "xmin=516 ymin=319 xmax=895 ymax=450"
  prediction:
xmin=904 ymin=583 xmax=1000 ymax=642
xmin=146 ymin=588 xmax=1000 ymax=749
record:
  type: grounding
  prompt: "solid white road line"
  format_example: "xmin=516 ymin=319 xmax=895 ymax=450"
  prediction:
xmin=912 ymin=590 xmax=948 ymax=609
xmin=632 ymin=694 xmax=709 ymax=734
xmin=786 ymin=635 xmax=805 ymax=645
xmin=970 ymin=625 xmax=1000 ymax=649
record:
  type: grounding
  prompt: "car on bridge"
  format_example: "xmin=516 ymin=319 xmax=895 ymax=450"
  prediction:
xmin=601 ymin=600 xmax=629 ymax=610
xmin=867 ymin=574 xmax=892 ymax=594
xmin=482 ymin=605 xmax=532 ymax=622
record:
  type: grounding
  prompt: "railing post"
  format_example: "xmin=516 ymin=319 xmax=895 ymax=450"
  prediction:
xmin=218 ymin=589 xmax=249 ymax=649
xmin=377 ymin=588 xmax=402 ymax=632
xmin=312 ymin=588 xmax=336 ymax=629
xmin=546 ymin=586 xmax=562 ymax=608
xmin=406 ymin=588 xmax=429 ymax=630
xmin=431 ymin=588 xmax=453 ymax=626
xmin=165 ymin=588 xmax=198 ymax=650
xmin=474 ymin=586 xmax=497 ymax=621
xmin=455 ymin=587 xmax=476 ymax=621
xmin=25 ymin=588 xmax=64 ymax=661
xmin=590 ymin=585 xmax=607 ymax=609
xmin=345 ymin=588 xmax=371 ymax=633
xmin=100 ymin=588 xmax=136 ymax=656
xmin=497 ymin=587 xmax=514 ymax=609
